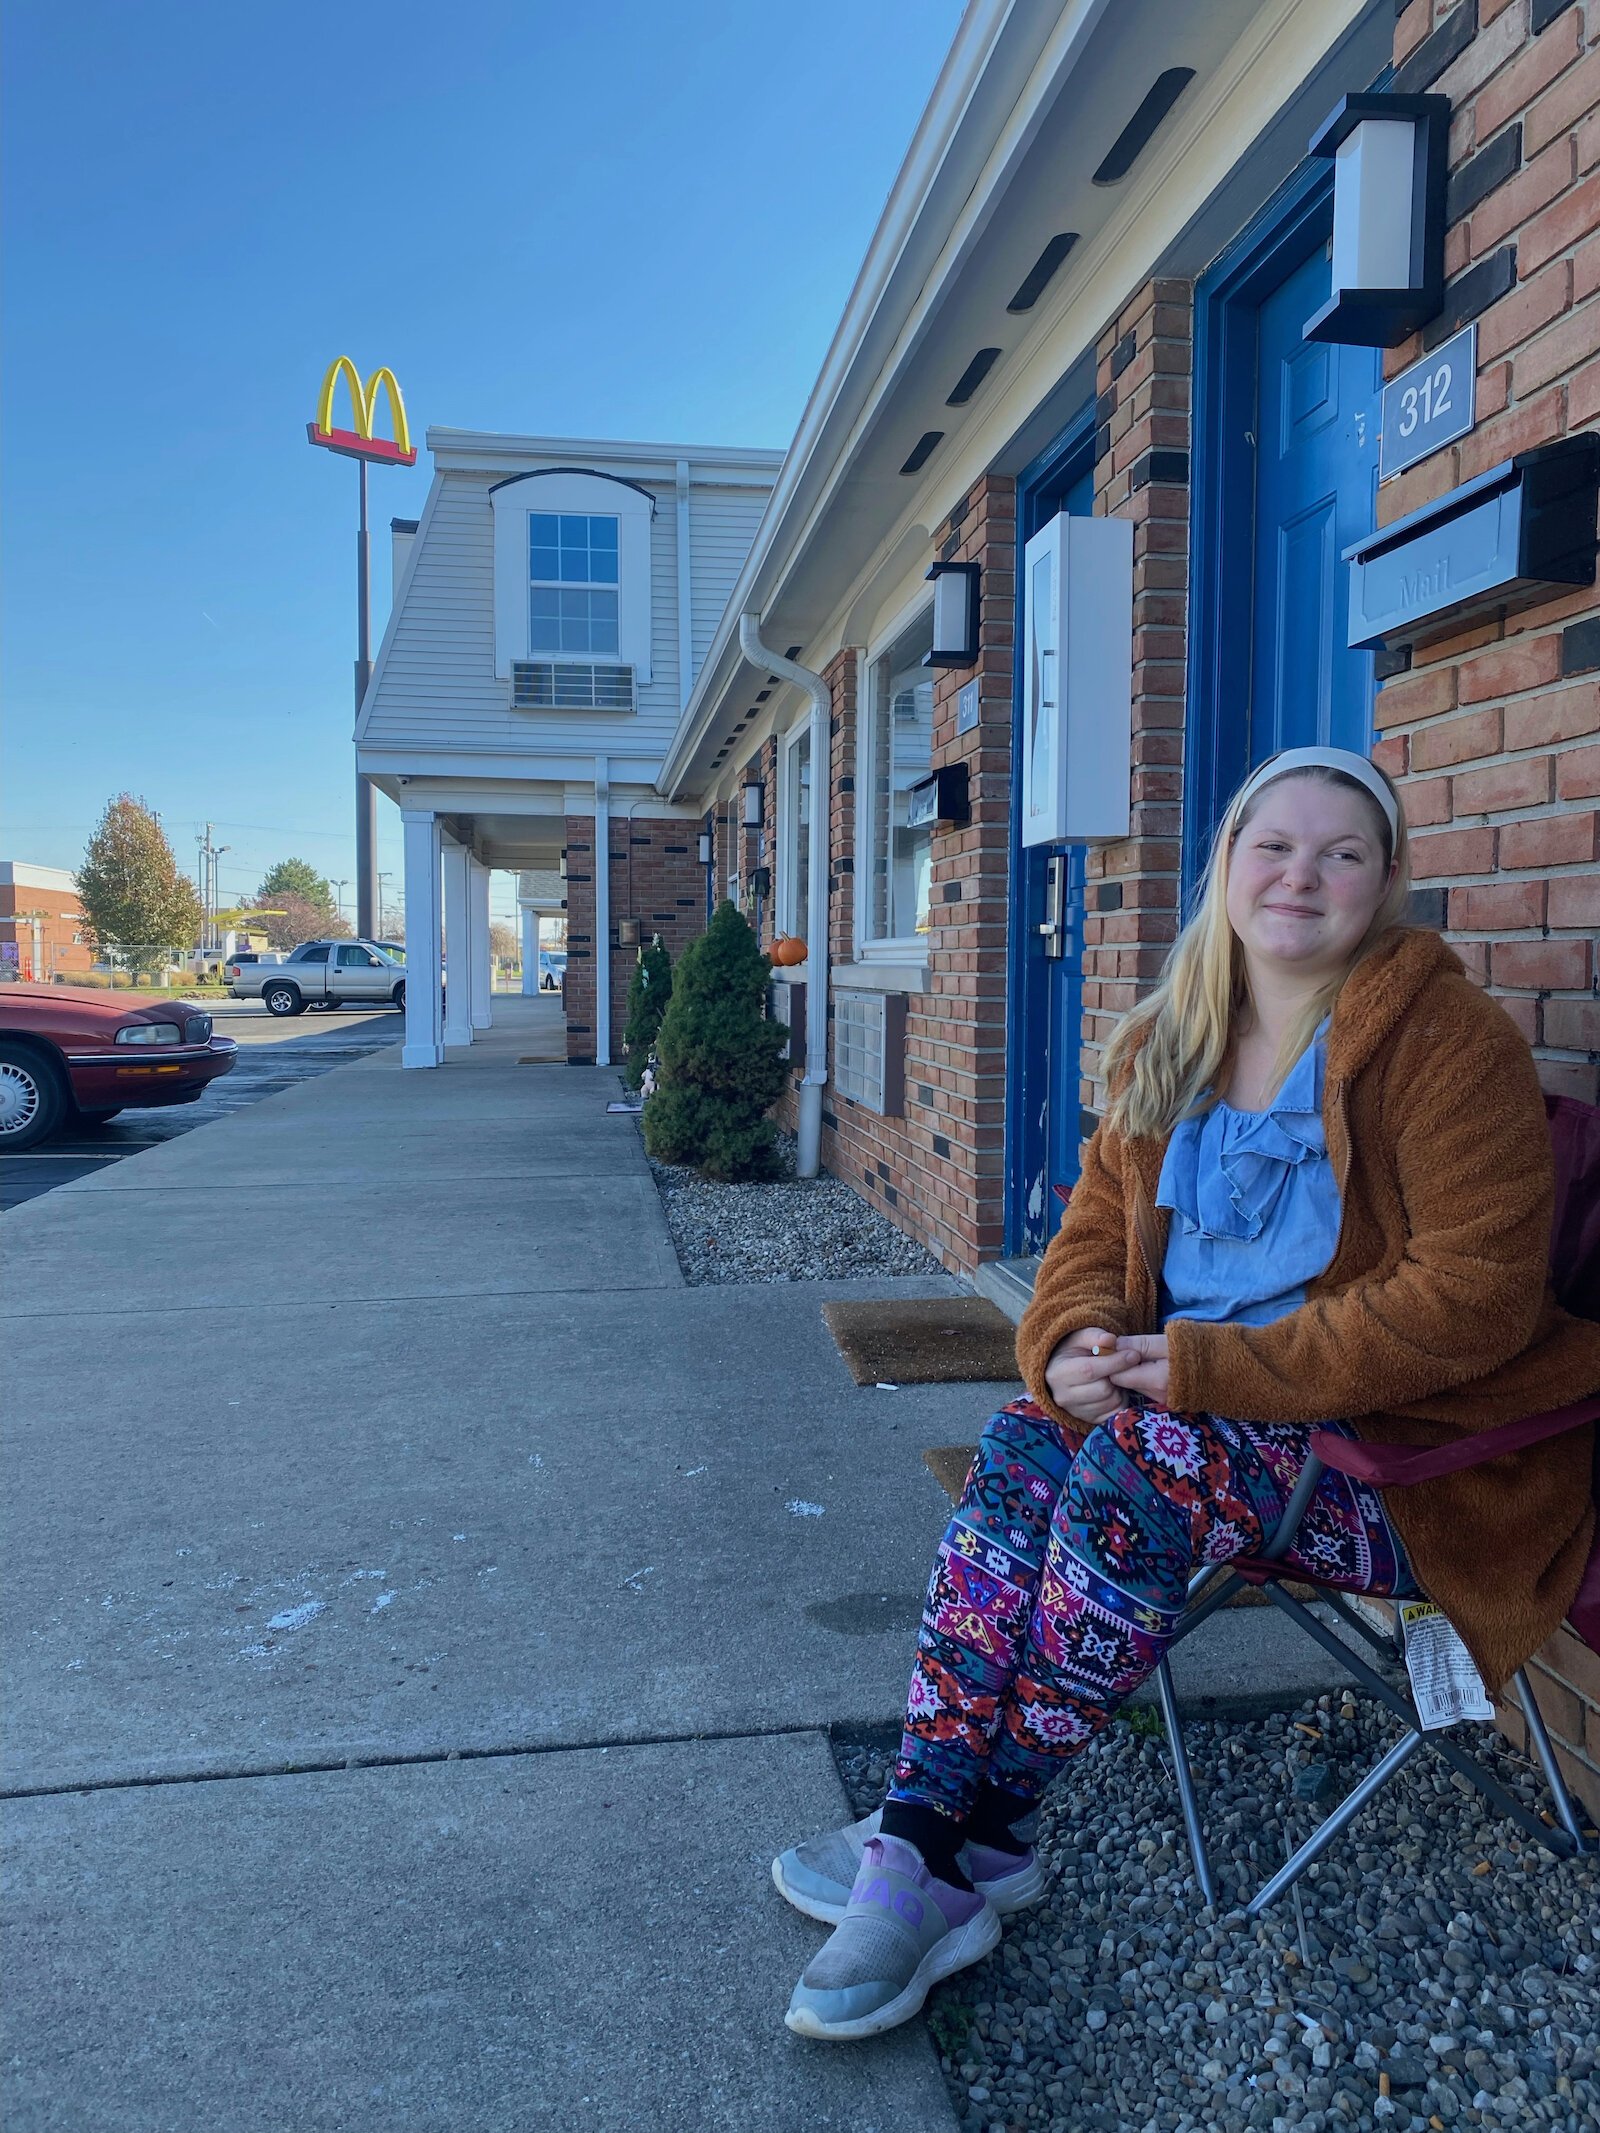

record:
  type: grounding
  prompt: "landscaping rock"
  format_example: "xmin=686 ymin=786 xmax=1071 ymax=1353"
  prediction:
xmin=830 ymin=1699 xmax=1600 ymax=2133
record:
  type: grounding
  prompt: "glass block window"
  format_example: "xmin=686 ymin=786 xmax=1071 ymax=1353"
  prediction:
xmin=530 ymin=512 xmax=620 ymax=656
xmin=863 ymin=607 xmax=935 ymax=947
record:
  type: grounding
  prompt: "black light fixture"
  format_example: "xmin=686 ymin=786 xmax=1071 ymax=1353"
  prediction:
xmin=1303 ymin=92 xmax=1449 ymax=347
xmin=742 ymin=776 xmax=764 ymax=829
xmin=924 ymin=561 xmax=981 ymax=668
xmin=751 ymin=865 xmax=772 ymax=899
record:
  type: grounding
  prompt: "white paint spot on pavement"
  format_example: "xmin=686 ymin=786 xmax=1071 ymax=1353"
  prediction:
xmin=619 ymin=1566 xmax=655 ymax=1591
xmin=371 ymin=1592 xmax=396 ymax=1614
xmin=786 ymin=1500 xmax=826 ymax=1518
xmin=343 ymin=1568 xmax=388 ymax=1585
xmin=265 ymin=1599 xmax=325 ymax=1633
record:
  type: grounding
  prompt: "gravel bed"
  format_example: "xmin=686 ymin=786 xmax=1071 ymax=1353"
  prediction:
xmin=831 ymin=1700 xmax=1600 ymax=2133
xmin=646 ymin=1132 xmax=943 ymax=1283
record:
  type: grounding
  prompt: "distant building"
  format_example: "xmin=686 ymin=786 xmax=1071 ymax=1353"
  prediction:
xmin=360 ymin=431 xmax=780 ymax=1064
xmin=0 ymin=862 xmax=90 ymax=982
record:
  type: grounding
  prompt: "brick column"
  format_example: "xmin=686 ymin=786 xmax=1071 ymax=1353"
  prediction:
xmin=1082 ymin=278 xmax=1191 ymax=1117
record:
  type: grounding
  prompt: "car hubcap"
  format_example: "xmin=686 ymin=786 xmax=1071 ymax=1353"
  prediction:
xmin=0 ymin=1062 xmax=40 ymax=1135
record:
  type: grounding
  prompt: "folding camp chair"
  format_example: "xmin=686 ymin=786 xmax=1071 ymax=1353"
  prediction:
xmin=1150 ymin=1091 xmax=1600 ymax=1914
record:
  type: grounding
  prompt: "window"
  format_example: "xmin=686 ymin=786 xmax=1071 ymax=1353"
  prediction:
xmin=491 ymin=469 xmax=653 ymax=683
xmin=862 ymin=608 xmax=935 ymax=948
xmin=513 ymin=661 xmax=634 ymax=711
xmin=780 ymin=725 xmax=811 ymax=937
xmin=529 ymin=512 xmax=619 ymax=657
xmin=336 ymin=945 xmax=380 ymax=967
xmin=289 ymin=942 xmax=329 ymax=963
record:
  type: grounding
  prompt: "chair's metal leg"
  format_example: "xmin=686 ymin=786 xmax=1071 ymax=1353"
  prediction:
xmin=1512 ymin=1667 xmax=1589 ymax=1852
xmin=1262 ymin=1585 xmax=1576 ymax=1857
xmin=1154 ymin=1658 xmax=1216 ymax=1909
xmin=1167 ymin=1568 xmax=1248 ymax=1645
xmin=1316 ymin=1586 xmax=1407 ymax=1662
xmin=1262 ymin=1452 xmax=1325 ymax=1561
xmin=1245 ymin=1731 xmax=1427 ymax=1916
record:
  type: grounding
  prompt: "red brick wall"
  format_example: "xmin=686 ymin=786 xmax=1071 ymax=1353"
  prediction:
xmin=1380 ymin=0 xmax=1600 ymax=1817
xmin=560 ymin=813 xmax=704 ymax=1066
xmin=0 ymin=882 xmax=92 ymax=981
xmin=816 ymin=476 xmax=1017 ymax=1269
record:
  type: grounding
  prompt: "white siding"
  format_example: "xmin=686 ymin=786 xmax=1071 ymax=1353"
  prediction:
xmin=689 ymin=487 xmax=770 ymax=679
xmin=364 ymin=464 xmax=770 ymax=762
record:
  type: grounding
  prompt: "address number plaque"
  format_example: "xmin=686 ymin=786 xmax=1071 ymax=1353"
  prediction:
xmin=1380 ymin=323 xmax=1477 ymax=482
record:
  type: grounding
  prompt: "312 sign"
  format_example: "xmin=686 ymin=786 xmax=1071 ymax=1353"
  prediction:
xmin=1380 ymin=324 xmax=1476 ymax=481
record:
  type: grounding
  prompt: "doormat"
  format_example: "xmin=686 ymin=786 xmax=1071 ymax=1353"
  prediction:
xmin=821 ymin=1295 xmax=1022 ymax=1386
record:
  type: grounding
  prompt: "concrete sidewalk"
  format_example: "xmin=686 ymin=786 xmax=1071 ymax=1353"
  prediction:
xmin=1 ymin=997 xmax=1359 ymax=2131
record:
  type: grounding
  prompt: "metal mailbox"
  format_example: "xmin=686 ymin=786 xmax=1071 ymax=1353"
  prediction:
xmin=1344 ymin=435 xmax=1600 ymax=652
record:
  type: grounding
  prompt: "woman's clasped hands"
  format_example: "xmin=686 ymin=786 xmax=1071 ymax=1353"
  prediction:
xmin=1043 ymin=1326 xmax=1170 ymax=1424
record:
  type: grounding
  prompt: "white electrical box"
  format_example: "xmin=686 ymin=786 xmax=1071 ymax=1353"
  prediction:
xmin=1020 ymin=512 xmax=1134 ymax=846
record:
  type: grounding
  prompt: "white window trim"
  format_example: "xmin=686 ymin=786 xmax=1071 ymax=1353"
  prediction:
xmin=855 ymin=601 xmax=934 ymax=961
xmin=777 ymin=717 xmax=811 ymax=940
xmin=491 ymin=471 xmax=653 ymax=683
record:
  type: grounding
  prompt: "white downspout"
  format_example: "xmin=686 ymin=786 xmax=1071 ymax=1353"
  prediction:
xmin=737 ymin=612 xmax=830 ymax=1180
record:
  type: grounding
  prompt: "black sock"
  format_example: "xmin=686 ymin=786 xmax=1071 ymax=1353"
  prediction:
xmin=964 ymin=1781 xmax=1037 ymax=1855
xmin=878 ymin=1801 xmax=974 ymax=1890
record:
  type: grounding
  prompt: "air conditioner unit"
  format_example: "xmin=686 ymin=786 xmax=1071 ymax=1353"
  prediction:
xmin=512 ymin=662 xmax=635 ymax=711
xmin=1020 ymin=514 xmax=1134 ymax=846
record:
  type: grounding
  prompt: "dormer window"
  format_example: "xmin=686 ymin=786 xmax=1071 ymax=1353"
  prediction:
xmin=530 ymin=513 xmax=620 ymax=656
xmin=492 ymin=469 xmax=653 ymax=687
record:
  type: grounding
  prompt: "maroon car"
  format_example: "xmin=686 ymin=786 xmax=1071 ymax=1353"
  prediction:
xmin=0 ymin=984 xmax=238 ymax=1150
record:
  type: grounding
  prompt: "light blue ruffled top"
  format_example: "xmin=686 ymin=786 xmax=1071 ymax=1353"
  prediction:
xmin=1156 ymin=1020 xmax=1340 ymax=1329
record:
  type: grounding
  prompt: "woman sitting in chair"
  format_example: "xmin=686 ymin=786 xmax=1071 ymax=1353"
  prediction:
xmin=776 ymin=744 xmax=1600 ymax=2042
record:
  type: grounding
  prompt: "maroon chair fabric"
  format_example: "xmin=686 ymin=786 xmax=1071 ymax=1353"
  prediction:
xmin=1312 ymin=1092 xmax=1600 ymax=1654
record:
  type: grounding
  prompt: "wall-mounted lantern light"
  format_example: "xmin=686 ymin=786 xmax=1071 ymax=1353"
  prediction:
xmin=1303 ymin=92 xmax=1449 ymax=348
xmin=559 ymin=852 xmax=568 ymax=880
xmin=697 ymin=831 xmax=712 ymax=865
xmin=750 ymin=865 xmax=772 ymax=899
xmin=742 ymin=778 xmax=764 ymax=829
xmin=617 ymin=917 xmax=640 ymax=948
xmin=924 ymin=560 xmax=981 ymax=668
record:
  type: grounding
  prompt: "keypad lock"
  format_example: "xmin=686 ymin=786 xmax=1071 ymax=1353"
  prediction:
xmin=1038 ymin=852 xmax=1066 ymax=960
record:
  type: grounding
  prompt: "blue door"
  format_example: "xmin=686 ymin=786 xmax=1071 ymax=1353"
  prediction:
xmin=1249 ymin=245 xmax=1381 ymax=761
xmin=1186 ymin=176 xmax=1385 ymax=891
xmin=1009 ymin=444 xmax=1094 ymax=1255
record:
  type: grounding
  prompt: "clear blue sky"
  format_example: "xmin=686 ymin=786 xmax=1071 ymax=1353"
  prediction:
xmin=1 ymin=0 xmax=962 ymax=923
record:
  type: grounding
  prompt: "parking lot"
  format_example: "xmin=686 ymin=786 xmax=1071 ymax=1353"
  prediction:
xmin=0 ymin=1001 xmax=402 ymax=1209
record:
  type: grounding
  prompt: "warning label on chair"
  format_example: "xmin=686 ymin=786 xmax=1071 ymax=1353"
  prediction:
xmin=1399 ymin=1601 xmax=1495 ymax=1730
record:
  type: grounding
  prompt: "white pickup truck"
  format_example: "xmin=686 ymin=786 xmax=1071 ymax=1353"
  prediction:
xmin=230 ymin=938 xmax=406 ymax=1017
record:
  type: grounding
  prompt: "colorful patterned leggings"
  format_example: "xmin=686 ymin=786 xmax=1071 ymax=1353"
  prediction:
xmin=890 ymin=1398 xmax=1416 ymax=1822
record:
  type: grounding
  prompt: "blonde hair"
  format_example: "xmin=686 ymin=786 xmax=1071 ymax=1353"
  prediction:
xmin=1103 ymin=763 xmax=1411 ymax=1141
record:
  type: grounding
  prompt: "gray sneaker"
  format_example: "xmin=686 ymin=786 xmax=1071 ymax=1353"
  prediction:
xmin=785 ymin=1833 xmax=1001 ymax=2041
xmin=772 ymin=1808 xmax=1046 ymax=1924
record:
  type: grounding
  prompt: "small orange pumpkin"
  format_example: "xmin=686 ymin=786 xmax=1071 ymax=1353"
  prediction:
xmin=770 ymin=934 xmax=808 ymax=968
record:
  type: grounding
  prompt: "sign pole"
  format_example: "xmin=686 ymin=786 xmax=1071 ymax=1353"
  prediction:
xmin=355 ymin=455 xmax=377 ymax=940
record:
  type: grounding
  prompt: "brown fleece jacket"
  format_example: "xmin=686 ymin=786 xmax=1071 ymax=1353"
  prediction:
xmin=1015 ymin=927 xmax=1600 ymax=1694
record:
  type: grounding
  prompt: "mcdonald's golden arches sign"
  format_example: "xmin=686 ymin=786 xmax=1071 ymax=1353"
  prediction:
xmin=307 ymin=357 xmax=416 ymax=465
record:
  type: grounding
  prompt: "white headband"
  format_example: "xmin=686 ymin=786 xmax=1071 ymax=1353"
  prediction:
xmin=1229 ymin=746 xmax=1399 ymax=845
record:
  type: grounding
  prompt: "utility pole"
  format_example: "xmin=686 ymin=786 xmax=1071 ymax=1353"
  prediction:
xmin=332 ymin=878 xmax=350 ymax=922
xmin=377 ymin=870 xmax=394 ymax=942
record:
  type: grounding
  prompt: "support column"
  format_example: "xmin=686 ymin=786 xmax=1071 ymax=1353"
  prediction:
xmin=593 ymin=757 xmax=612 ymax=1067
xmin=520 ymin=905 xmax=538 ymax=996
xmin=468 ymin=857 xmax=493 ymax=1029
xmin=442 ymin=836 xmax=472 ymax=1049
xmin=400 ymin=810 xmax=443 ymax=1069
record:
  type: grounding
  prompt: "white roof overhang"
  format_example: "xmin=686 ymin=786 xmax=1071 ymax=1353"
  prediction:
xmin=659 ymin=0 xmax=1390 ymax=802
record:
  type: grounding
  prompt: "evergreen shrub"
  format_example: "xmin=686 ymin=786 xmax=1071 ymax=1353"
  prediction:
xmin=643 ymin=900 xmax=788 ymax=1180
xmin=620 ymin=934 xmax=673 ymax=1090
